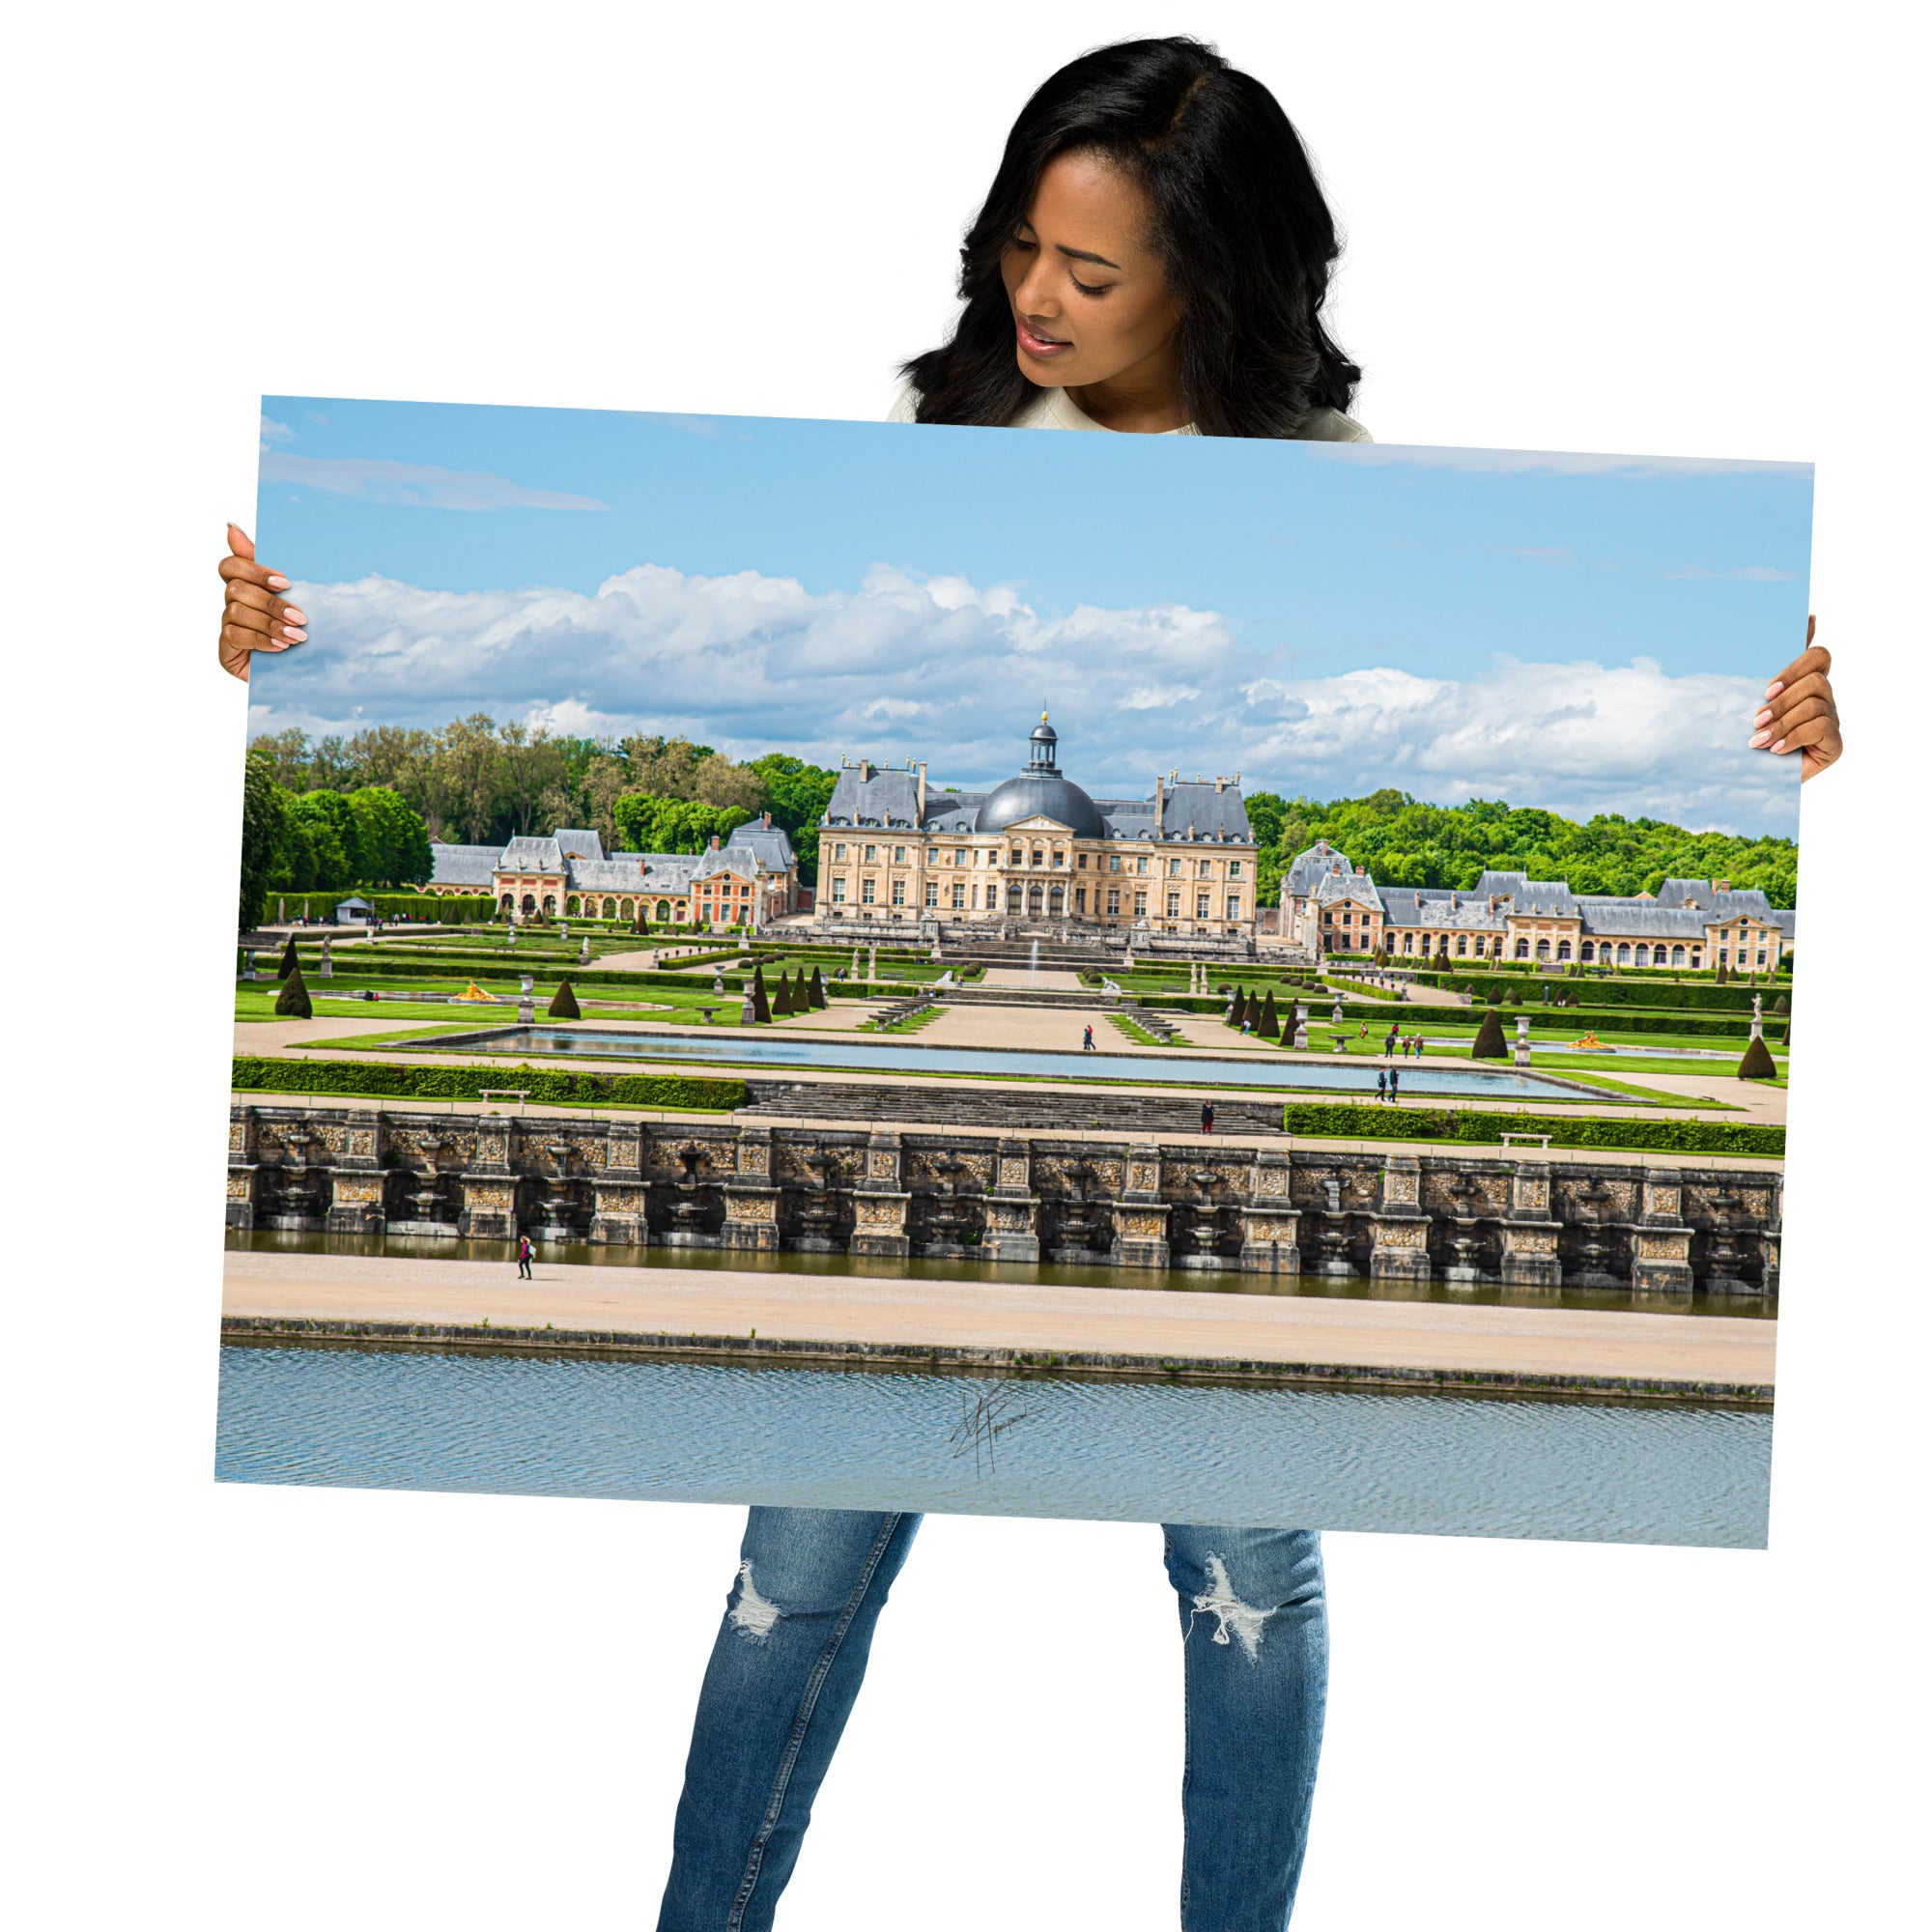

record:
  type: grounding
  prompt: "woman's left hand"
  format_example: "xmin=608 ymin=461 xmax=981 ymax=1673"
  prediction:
xmin=1751 ymin=615 xmax=1841 ymax=781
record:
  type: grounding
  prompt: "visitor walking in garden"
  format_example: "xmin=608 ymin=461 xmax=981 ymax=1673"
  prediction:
xmin=1201 ymin=1100 xmax=1215 ymax=1135
xmin=1082 ymin=1024 xmax=1094 ymax=1052
xmin=516 ymin=1234 xmax=533 ymax=1280
xmin=1375 ymin=1067 xmax=1388 ymax=1102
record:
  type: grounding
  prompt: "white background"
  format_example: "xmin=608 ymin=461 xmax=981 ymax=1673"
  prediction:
xmin=5 ymin=3 xmax=1926 ymax=1924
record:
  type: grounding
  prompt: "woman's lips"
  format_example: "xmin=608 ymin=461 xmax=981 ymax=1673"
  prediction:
xmin=1016 ymin=316 xmax=1071 ymax=358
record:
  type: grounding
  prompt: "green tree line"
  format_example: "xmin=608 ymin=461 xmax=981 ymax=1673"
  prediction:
xmin=239 ymin=753 xmax=435 ymax=925
xmin=248 ymin=720 xmax=838 ymax=884
xmin=1244 ymin=787 xmax=1797 ymax=909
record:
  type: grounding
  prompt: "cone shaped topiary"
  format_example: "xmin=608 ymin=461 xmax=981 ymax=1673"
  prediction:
xmin=1773 ymin=993 xmax=1790 ymax=1015
xmin=1259 ymin=990 xmax=1281 ymax=1038
xmin=1506 ymin=985 xmax=1522 ymax=1005
xmin=1737 ymin=1035 xmax=1778 ymax=1079
xmin=1225 ymin=986 xmax=1244 ymax=1027
xmin=1714 ymin=960 xmax=1727 ymax=983
xmin=1243 ymin=990 xmax=1263 ymax=1030
xmin=1471 ymin=1008 xmax=1508 ymax=1058
xmin=277 ymin=935 xmax=298 ymax=980
xmin=772 ymin=973 xmax=795 ymax=1017
xmin=751 ymin=963 xmax=772 ymax=1023
xmin=274 ymin=962 xmax=313 ymax=1019
xmin=547 ymin=978 xmax=581 ymax=1019
xmin=810 ymin=966 xmax=827 ymax=1009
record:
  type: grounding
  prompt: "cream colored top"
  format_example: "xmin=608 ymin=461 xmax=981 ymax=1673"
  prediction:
xmin=888 ymin=380 xmax=1371 ymax=441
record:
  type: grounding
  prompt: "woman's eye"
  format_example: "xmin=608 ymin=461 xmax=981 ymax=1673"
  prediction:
xmin=1070 ymin=276 xmax=1111 ymax=297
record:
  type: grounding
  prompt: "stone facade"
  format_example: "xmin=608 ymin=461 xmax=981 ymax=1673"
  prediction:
xmin=816 ymin=714 xmax=1260 ymax=941
xmin=228 ymin=1104 xmax=1781 ymax=1295
xmin=1280 ymin=839 xmax=1794 ymax=972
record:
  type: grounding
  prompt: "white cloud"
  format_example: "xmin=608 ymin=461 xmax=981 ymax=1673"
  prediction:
xmin=259 ymin=416 xmax=295 ymax=450
xmin=1667 ymin=562 xmax=1798 ymax=582
xmin=250 ymin=563 xmax=1798 ymax=837
xmin=258 ymin=453 xmax=608 ymax=511
xmin=1307 ymin=443 xmax=1812 ymax=479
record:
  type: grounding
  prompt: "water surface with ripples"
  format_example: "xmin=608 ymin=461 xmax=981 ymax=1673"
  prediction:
xmin=216 ymin=1343 xmax=1771 ymax=1548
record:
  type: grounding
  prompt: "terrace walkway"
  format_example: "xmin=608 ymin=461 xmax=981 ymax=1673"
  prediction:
xmin=221 ymin=1248 xmax=1776 ymax=1397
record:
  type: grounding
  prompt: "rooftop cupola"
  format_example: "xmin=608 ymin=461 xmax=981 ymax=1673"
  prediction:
xmin=1028 ymin=710 xmax=1060 ymax=773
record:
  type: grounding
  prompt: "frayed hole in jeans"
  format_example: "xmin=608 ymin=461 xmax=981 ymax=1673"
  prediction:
xmin=1189 ymin=1554 xmax=1269 ymax=1662
xmin=727 ymin=1559 xmax=784 ymax=1640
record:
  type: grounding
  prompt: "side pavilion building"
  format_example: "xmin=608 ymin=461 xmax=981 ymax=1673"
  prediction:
xmin=1280 ymin=838 xmax=1794 ymax=972
xmin=422 ymin=814 xmax=799 ymax=925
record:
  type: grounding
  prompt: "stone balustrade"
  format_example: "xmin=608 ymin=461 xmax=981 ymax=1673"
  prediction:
xmin=226 ymin=1102 xmax=1780 ymax=1294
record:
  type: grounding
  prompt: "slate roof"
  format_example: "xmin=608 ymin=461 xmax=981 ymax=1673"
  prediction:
xmin=1159 ymin=781 xmax=1253 ymax=841
xmin=1378 ymin=887 xmax=1505 ymax=930
xmin=1473 ymin=870 xmax=1580 ymax=918
xmin=427 ymin=843 xmax=502 ymax=888
xmin=823 ymin=765 xmax=923 ymax=829
xmin=1098 ymin=801 xmax=1159 ymax=840
xmin=1281 ymin=840 xmax=1346 ymax=898
xmin=552 ymin=827 xmax=605 ymax=863
xmin=725 ymin=822 xmax=798 ymax=870
xmin=497 ymin=835 xmax=565 ymax=873
xmin=1576 ymin=899 xmax=1711 ymax=939
xmin=1315 ymin=869 xmax=1385 ymax=912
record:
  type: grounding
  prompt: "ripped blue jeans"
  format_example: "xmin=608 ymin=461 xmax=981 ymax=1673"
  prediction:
xmin=657 ymin=1509 xmax=1327 ymax=1932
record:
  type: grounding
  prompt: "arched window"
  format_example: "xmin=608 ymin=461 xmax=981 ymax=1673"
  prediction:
xmin=1555 ymin=941 xmax=1572 ymax=961
xmin=1048 ymin=885 xmax=1064 ymax=913
xmin=520 ymin=894 xmax=536 ymax=915
xmin=1514 ymin=938 xmax=1530 ymax=959
xmin=542 ymin=895 xmax=556 ymax=915
xmin=1670 ymin=945 xmax=1687 ymax=966
xmin=1580 ymin=942 xmax=1595 ymax=962
xmin=1616 ymin=943 xmax=1631 ymax=965
xmin=1634 ymin=944 xmax=1651 ymax=967
xmin=656 ymin=900 xmax=671 ymax=922
xmin=500 ymin=893 xmax=515 ymax=914
xmin=1535 ymin=939 xmax=1550 ymax=960
xmin=567 ymin=895 xmax=581 ymax=916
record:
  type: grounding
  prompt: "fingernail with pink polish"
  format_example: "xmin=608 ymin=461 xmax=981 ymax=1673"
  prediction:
xmin=1754 ymin=708 xmax=1772 ymax=725
xmin=268 ymin=574 xmax=290 ymax=589
xmin=1749 ymin=731 xmax=1771 ymax=747
xmin=1764 ymin=682 xmax=1783 ymax=698
xmin=1770 ymin=739 xmax=1787 ymax=753
xmin=283 ymin=605 xmax=305 ymax=622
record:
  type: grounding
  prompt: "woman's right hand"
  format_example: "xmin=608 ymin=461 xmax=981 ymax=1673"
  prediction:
xmin=217 ymin=524 xmax=305 ymax=681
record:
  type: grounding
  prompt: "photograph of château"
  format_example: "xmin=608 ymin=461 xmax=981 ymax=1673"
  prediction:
xmin=220 ymin=398 xmax=1808 ymax=1548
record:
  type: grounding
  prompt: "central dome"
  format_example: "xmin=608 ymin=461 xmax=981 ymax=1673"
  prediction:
xmin=974 ymin=711 xmax=1104 ymax=838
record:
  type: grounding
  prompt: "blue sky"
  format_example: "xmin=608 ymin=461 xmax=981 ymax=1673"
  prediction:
xmin=252 ymin=396 xmax=1811 ymax=837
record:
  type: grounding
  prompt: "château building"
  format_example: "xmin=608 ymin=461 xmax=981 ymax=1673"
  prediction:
xmin=422 ymin=815 xmax=799 ymax=924
xmin=815 ymin=715 xmax=1260 ymax=938
xmin=1281 ymin=838 xmax=1795 ymax=971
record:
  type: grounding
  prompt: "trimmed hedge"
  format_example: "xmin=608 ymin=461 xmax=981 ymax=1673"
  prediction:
xmin=1407 ymin=970 xmax=1786 ymax=1013
xmin=1279 ymin=1101 xmax=1784 ymax=1157
xmin=231 ymin=1056 xmax=746 ymax=1112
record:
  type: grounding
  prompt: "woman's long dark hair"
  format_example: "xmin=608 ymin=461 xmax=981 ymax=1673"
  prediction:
xmin=901 ymin=37 xmax=1360 ymax=438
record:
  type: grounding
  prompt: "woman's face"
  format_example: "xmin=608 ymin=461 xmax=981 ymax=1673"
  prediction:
xmin=1000 ymin=148 xmax=1180 ymax=393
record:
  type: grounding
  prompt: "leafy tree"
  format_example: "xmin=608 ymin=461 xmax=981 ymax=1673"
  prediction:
xmin=1471 ymin=1009 xmax=1508 ymax=1058
xmin=287 ymin=789 xmax=361 ymax=886
xmin=350 ymin=786 xmax=433 ymax=885
xmin=613 ymin=793 xmax=753 ymax=855
xmin=238 ymin=752 xmax=286 ymax=930
xmin=548 ymin=978 xmax=582 ymax=1019
xmin=748 ymin=753 xmax=838 ymax=884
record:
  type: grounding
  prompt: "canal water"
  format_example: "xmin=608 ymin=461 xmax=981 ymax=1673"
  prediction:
xmin=422 ymin=1025 xmax=1613 ymax=1101
xmin=214 ymin=1341 xmax=1772 ymax=1547
xmin=227 ymin=1229 xmax=1776 ymax=1319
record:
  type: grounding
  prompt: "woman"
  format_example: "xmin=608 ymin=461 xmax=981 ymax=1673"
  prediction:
xmin=215 ymin=38 xmax=1840 ymax=1930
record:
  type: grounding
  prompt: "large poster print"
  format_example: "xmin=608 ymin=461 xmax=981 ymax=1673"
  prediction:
xmin=219 ymin=399 xmax=1806 ymax=1547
